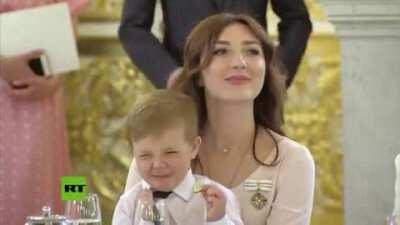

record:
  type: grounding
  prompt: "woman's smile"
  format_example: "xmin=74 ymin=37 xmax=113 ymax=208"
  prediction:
xmin=225 ymin=74 xmax=251 ymax=85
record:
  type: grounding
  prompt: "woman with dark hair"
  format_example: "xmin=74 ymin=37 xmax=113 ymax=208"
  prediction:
xmin=125 ymin=13 xmax=315 ymax=225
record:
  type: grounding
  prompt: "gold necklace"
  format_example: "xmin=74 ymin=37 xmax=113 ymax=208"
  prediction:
xmin=204 ymin=128 xmax=258 ymax=188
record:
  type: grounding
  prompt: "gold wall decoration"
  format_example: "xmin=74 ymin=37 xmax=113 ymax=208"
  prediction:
xmin=268 ymin=1 xmax=344 ymax=223
xmin=285 ymin=36 xmax=343 ymax=225
xmin=80 ymin=0 xmax=124 ymax=21
xmin=64 ymin=56 xmax=154 ymax=224
xmin=66 ymin=1 xmax=344 ymax=224
xmin=282 ymin=1 xmax=343 ymax=224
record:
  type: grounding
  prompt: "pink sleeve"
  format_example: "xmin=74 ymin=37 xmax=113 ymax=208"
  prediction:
xmin=0 ymin=1 xmax=11 ymax=12
xmin=64 ymin=0 xmax=89 ymax=16
xmin=0 ymin=0 xmax=89 ymax=15
xmin=267 ymin=144 xmax=315 ymax=225
xmin=0 ymin=0 xmax=34 ymax=13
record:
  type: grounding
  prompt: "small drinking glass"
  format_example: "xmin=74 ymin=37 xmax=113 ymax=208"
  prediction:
xmin=137 ymin=198 xmax=169 ymax=225
xmin=64 ymin=193 xmax=102 ymax=225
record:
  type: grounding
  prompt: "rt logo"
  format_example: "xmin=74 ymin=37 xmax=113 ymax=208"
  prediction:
xmin=61 ymin=176 xmax=87 ymax=200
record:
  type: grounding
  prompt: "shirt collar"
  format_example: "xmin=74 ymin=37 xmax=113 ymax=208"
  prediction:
xmin=172 ymin=169 xmax=195 ymax=201
xmin=141 ymin=169 xmax=195 ymax=202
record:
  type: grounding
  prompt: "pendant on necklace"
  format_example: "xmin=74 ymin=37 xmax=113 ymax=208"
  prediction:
xmin=222 ymin=148 xmax=230 ymax=153
xmin=251 ymin=192 xmax=268 ymax=210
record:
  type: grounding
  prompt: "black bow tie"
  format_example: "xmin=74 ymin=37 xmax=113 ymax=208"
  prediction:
xmin=152 ymin=191 xmax=172 ymax=199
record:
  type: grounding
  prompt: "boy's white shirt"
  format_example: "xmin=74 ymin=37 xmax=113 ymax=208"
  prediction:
xmin=112 ymin=169 xmax=243 ymax=225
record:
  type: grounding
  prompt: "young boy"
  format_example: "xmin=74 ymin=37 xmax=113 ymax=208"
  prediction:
xmin=112 ymin=90 xmax=243 ymax=225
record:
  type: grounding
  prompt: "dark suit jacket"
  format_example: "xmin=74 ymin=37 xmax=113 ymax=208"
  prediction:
xmin=119 ymin=0 xmax=312 ymax=88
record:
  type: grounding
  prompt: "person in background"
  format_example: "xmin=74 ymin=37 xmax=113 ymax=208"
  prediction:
xmin=125 ymin=13 xmax=315 ymax=225
xmin=119 ymin=0 xmax=312 ymax=88
xmin=113 ymin=90 xmax=243 ymax=225
xmin=0 ymin=1 xmax=89 ymax=224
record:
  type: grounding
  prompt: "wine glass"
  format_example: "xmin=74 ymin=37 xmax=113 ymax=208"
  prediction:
xmin=154 ymin=200 xmax=169 ymax=225
xmin=65 ymin=193 xmax=102 ymax=225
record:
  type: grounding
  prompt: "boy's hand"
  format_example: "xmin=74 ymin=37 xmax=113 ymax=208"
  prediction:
xmin=201 ymin=185 xmax=227 ymax=222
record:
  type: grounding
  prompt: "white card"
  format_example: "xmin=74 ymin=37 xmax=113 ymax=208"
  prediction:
xmin=0 ymin=2 xmax=80 ymax=75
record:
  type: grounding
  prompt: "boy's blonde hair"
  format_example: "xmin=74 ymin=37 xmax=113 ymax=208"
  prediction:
xmin=126 ymin=90 xmax=199 ymax=144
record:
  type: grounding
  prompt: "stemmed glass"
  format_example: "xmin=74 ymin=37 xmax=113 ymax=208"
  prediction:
xmin=136 ymin=198 xmax=169 ymax=225
xmin=64 ymin=193 xmax=102 ymax=225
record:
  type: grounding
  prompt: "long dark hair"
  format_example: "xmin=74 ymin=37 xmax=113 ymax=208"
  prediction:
xmin=173 ymin=13 xmax=286 ymax=166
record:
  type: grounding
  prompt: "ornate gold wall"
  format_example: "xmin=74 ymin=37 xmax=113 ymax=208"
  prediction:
xmin=65 ymin=1 xmax=343 ymax=224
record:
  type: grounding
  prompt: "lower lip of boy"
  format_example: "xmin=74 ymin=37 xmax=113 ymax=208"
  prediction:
xmin=151 ymin=174 xmax=170 ymax=178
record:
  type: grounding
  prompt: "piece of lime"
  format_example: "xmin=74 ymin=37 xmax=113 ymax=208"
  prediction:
xmin=193 ymin=180 xmax=205 ymax=193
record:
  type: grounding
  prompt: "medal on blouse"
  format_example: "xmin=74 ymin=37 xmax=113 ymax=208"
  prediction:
xmin=244 ymin=179 xmax=272 ymax=210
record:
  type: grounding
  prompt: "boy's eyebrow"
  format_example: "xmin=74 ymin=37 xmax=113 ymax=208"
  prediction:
xmin=162 ymin=146 xmax=177 ymax=151
xmin=135 ymin=149 xmax=152 ymax=155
